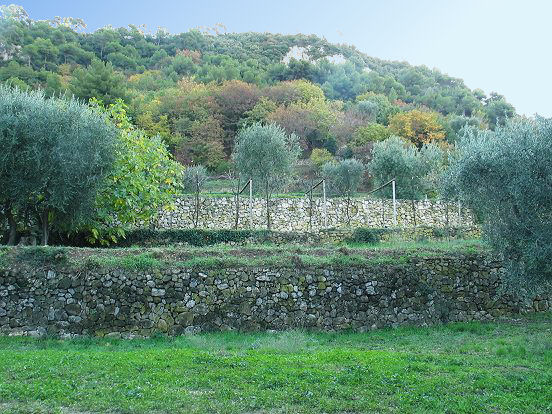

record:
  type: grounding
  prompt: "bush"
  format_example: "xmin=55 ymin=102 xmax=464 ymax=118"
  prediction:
xmin=117 ymin=229 xmax=272 ymax=247
xmin=309 ymin=148 xmax=334 ymax=169
xmin=351 ymin=123 xmax=391 ymax=146
xmin=348 ymin=228 xmax=388 ymax=244
xmin=14 ymin=246 xmax=67 ymax=266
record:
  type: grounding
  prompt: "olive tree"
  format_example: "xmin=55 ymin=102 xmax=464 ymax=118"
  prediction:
xmin=369 ymin=136 xmax=443 ymax=200
xmin=182 ymin=165 xmax=208 ymax=228
xmin=442 ymin=118 xmax=552 ymax=292
xmin=322 ymin=159 xmax=365 ymax=225
xmin=0 ymin=86 xmax=117 ymax=245
xmin=232 ymin=123 xmax=300 ymax=229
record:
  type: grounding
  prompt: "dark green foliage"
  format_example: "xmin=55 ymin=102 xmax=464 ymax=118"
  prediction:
xmin=117 ymin=229 xmax=272 ymax=247
xmin=484 ymin=92 xmax=515 ymax=129
xmin=13 ymin=246 xmax=67 ymax=267
xmin=0 ymin=8 xmax=509 ymax=116
xmin=348 ymin=228 xmax=387 ymax=244
xmin=0 ymin=6 xmax=519 ymax=176
xmin=69 ymin=59 xmax=128 ymax=104
xmin=442 ymin=118 xmax=552 ymax=292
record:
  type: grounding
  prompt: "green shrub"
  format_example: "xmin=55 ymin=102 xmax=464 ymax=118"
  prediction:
xmin=348 ymin=228 xmax=389 ymax=244
xmin=118 ymin=229 xmax=272 ymax=247
xmin=0 ymin=249 xmax=7 ymax=268
xmin=14 ymin=246 xmax=67 ymax=266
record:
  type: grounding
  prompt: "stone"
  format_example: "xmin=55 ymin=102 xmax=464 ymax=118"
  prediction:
xmin=58 ymin=278 xmax=72 ymax=289
xmin=65 ymin=303 xmax=81 ymax=316
xmin=175 ymin=312 xmax=194 ymax=325
xmin=0 ymin=252 xmax=547 ymax=338
xmin=151 ymin=288 xmax=165 ymax=297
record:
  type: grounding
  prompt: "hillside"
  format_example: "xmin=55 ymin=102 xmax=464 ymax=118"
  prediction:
xmin=0 ymin=4 xmax=516 ymax=173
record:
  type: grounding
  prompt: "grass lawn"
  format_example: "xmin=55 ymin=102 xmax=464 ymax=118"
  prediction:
xmin=0 ymin=313 xmax=551 ymax=414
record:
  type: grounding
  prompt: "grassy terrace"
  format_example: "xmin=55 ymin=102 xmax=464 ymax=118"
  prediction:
xmin=0 ymin=239 xmax=485 ymax=271
xmin=0 ymin=313 xmax=550 ymax=414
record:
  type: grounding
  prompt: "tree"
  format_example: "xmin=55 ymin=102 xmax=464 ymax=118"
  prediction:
xmin=182 ymin=165 xmax=208 ymax=228
xmin=22 ymin=37 xmax=59 ymax=70
xmin=213 ymin=80 xmax=260 ymax=155
xmin=389 ymin=109 xmax=446 ymax=149
xmin=0 ymin=86 xmax=117 ymax=245
xmin=268 ymin=99 xmax=337 ymax=155
xmin=175 ymin=117 xmax=226 ymax=172
xmin=86 ymin=99 xmax=184 ymax=244
xmin=232 ymin=123 xmax=300 ymax=229
xmin=286 ymin=79 xmax=325 ymax=103
xmin=310 ymin=148 xmax=335 ymax=170
xmin=442 ymin=118 xmax=552 ymax=292
xmin=237 ymin=97 xmax=278 ymax=129
xmin=3 ymin=76 xmax=29 ymax=90
xmin=484 ymin=93 xmax=515 ymax=129
xmin=351 ymin=123 xmax=391 ymax=146
xmin=69 ymin=59 xmax=127 ymax=104
xmin=322 ymin=159 xmax=365 ymax=224
xmin=369 ymin=136 xmax=443 ymax=200
xmin=355 ymin=93 xmax=400 ymax=125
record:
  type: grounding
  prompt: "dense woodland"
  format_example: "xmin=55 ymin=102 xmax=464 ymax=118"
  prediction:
xmin=0 ymin=4 xmax=516 ymax=175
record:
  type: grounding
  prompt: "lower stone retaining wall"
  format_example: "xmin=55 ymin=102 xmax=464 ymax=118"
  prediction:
xmin=1 ymin=253 xmax=548 ymax=337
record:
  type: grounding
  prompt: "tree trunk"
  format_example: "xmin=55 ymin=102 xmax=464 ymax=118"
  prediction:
xmin=41 ymin=209 xmax=49 ymax=246
xmin=234 ymin=177 xmax=240 ymax=230
xmin=265 ymin=181 xmax=270 ymax=230
xmin=194 ymin=191 xmax=199 ymax=228
xmin=346 ymin=196 xmax=351 ymax=226
xmin=6 ymin=204 xmax=17 ymax=246
xmin=308 ymin=179 xmax=313 ymax=231
xmin=445 ymin=203 xmax=450 ymax=241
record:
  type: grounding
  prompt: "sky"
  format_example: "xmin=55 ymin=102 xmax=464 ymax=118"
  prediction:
xmin=15 ymin=0 xmax=552 ymax=117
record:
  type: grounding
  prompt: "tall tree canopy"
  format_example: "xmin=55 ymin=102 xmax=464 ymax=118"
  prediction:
xmin=86 ymin=99 xmax=184 ymax=244
xmin=232 ymin=123 xmax=300 ymax=228
xmin=369 ymin=136 xmax=443 ymax=199
xmin=442 ymin=118 xmax=552 ymax=292
xmin=0 ymin=86 xmax=118 ymax=245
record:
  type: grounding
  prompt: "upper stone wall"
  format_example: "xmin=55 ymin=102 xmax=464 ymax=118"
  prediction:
xmin=156 ymin=197 xmax=475 ymax=232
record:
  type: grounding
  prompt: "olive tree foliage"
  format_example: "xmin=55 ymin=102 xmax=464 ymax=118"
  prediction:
xmin=232 ymin=123 xmax=300 ymax=229
xmin=0 ymin=86 xmax=117 ymax=245
xmin=322 ymin=159 xmax=365 ymax=224
xmin=369 ymin=136 xmax=443 ymax=200
xmin=442 ymin=118 xmax=552 ymax=293
xmin=182 ymin=165 xmax=208 ymax=228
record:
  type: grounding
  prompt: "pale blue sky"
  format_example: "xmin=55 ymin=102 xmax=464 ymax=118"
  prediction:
xmin=16 ymin=0 xmax=552 ymax=116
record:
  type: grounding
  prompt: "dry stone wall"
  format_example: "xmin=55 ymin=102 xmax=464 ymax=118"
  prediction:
xmin=1 ymin=253 xmax=548 ymax=338
xmin=156 ymin=196 xmax=475 ymax=232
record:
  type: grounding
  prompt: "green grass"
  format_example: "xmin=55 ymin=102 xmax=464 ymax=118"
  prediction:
xmin=0 ymin=313 xmax=551 ymax=413
xmin=0 ymin=239 xmax=486 ymax=271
